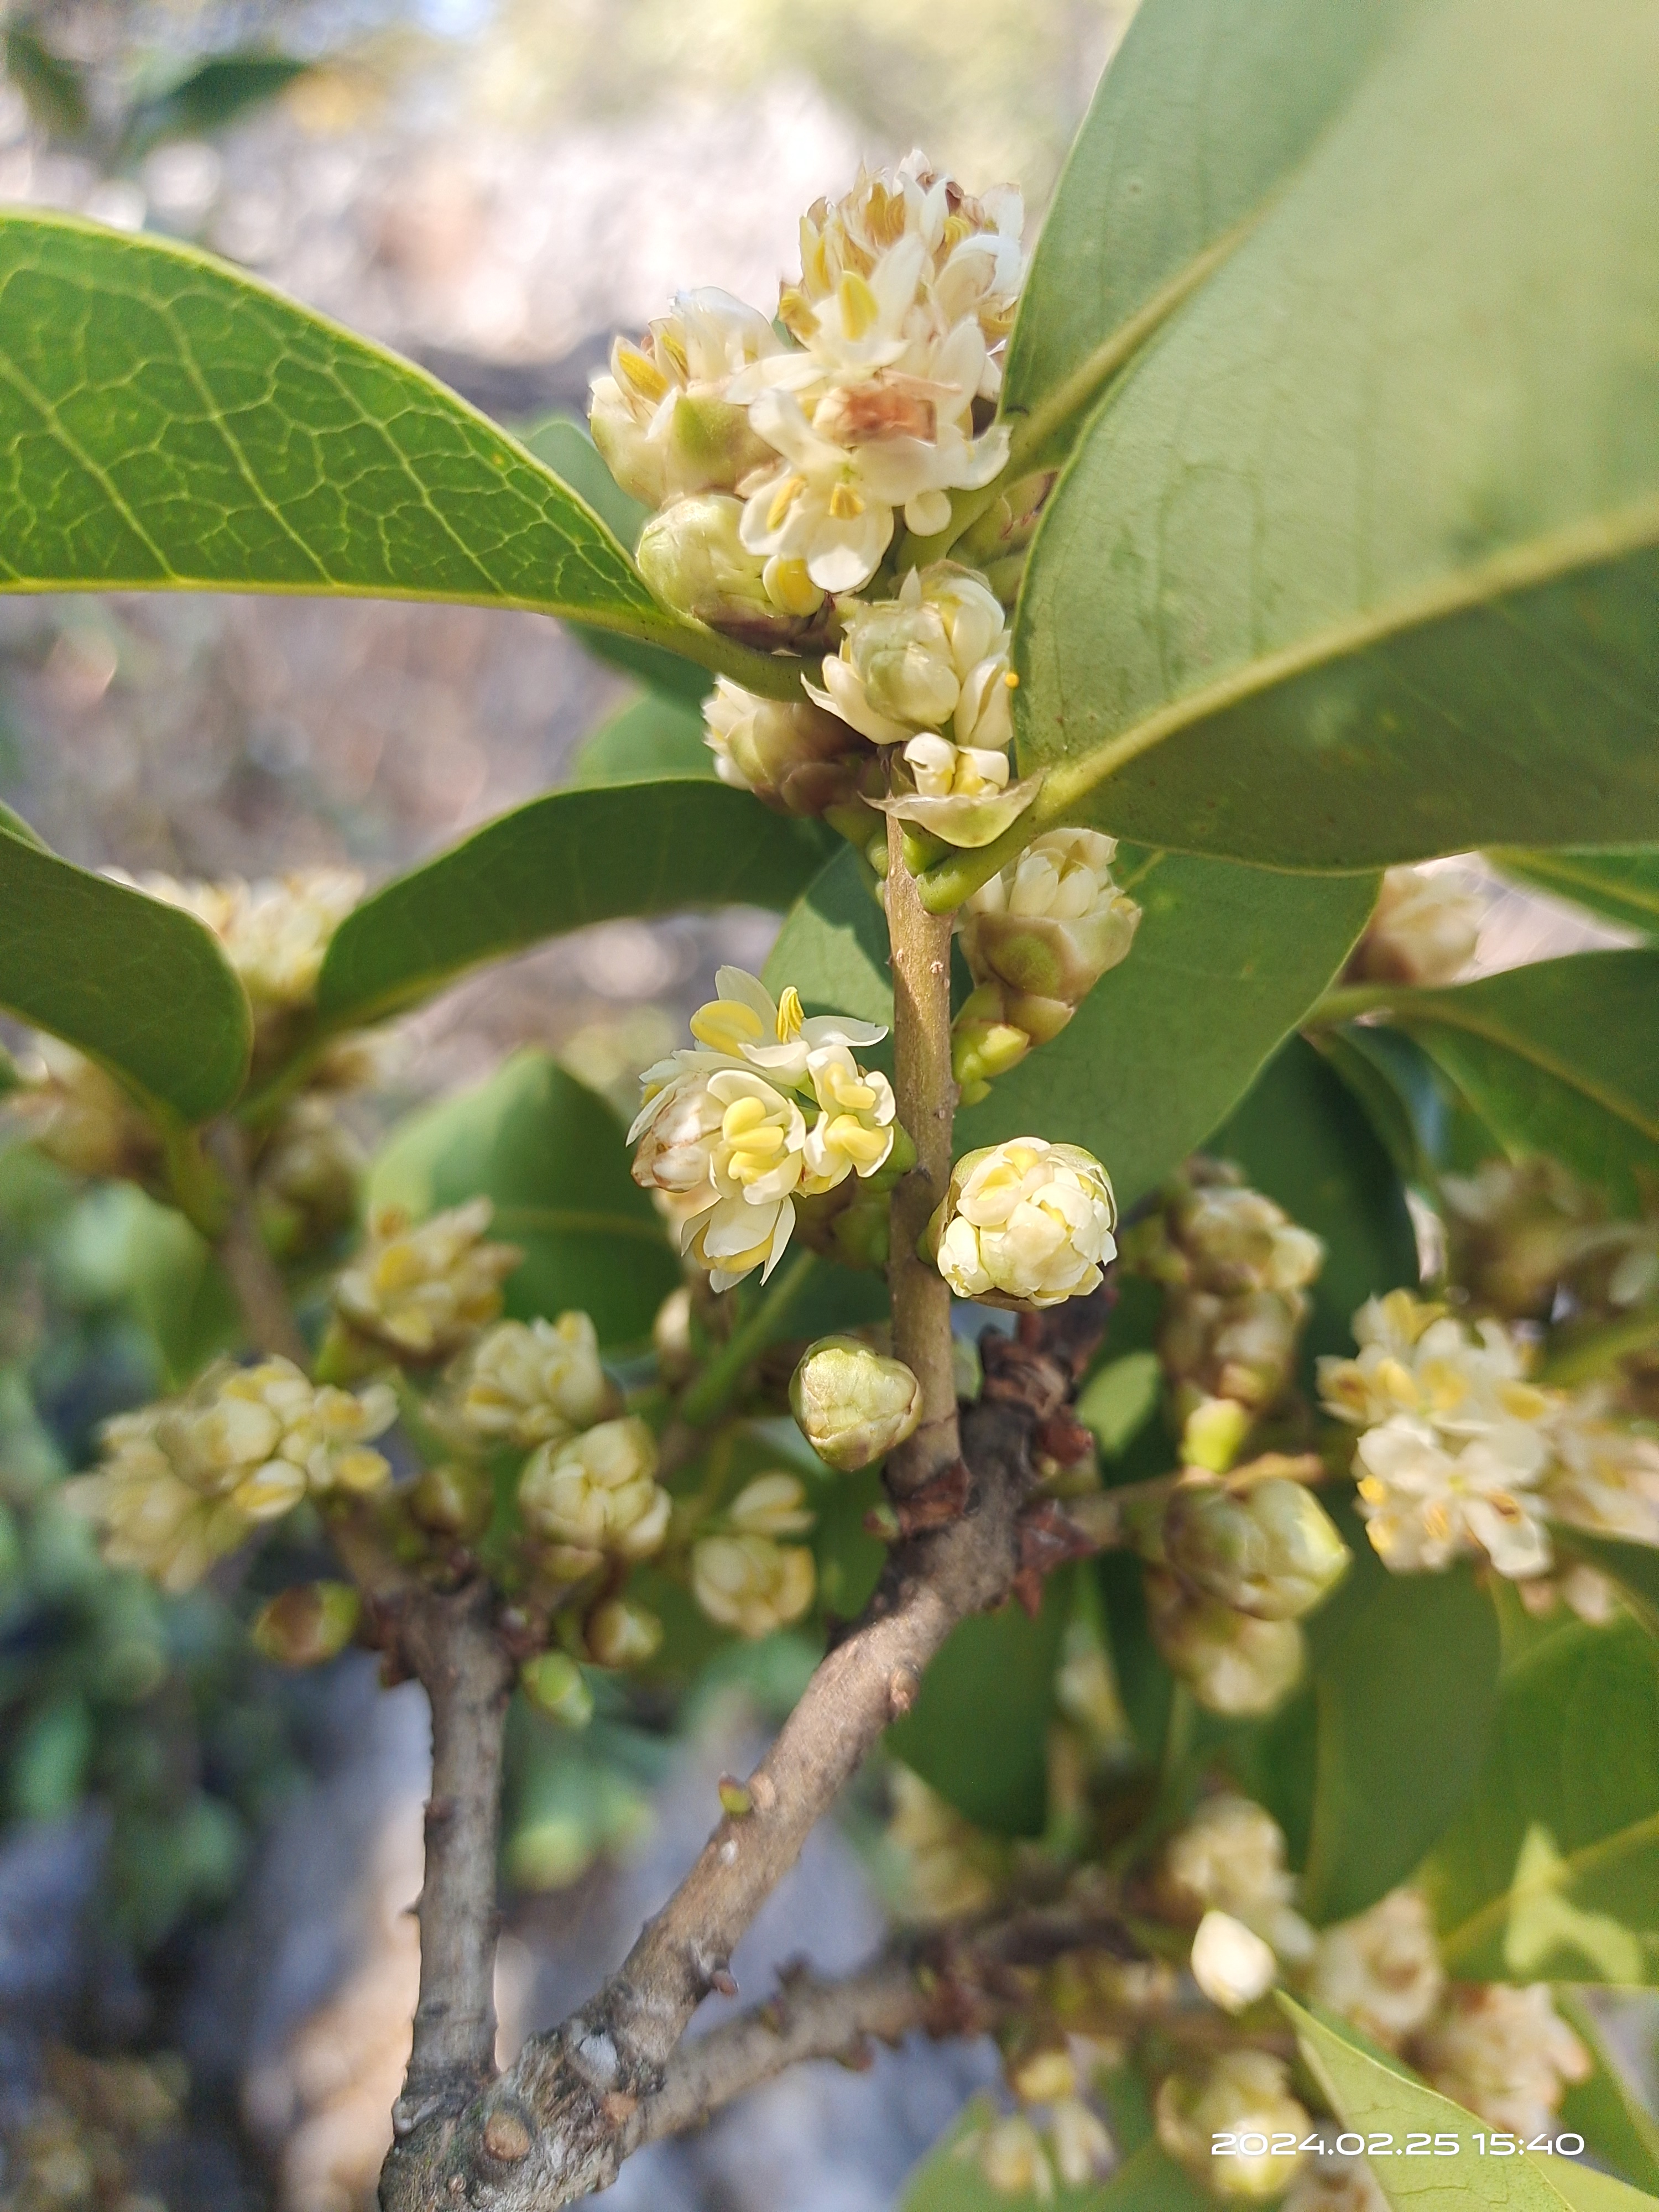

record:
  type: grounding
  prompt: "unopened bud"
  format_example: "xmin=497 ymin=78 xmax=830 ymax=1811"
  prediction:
xmin=586 ymin=1598 xmax=664 ymax=1668
xmin=702 ymin=679 xmax=867 ymax=818
xmin=951 ymin=989 xmax=1032 ymax=1104
xmin=975 ymin=2116 xmax=1053 ymax=2201
xmin=1146 ymin=1569 xmax=1306 ymax=1716
xmin=520 ymin=1651 xmax=594 ymax=1728
xmin=691 ymin=1533 xmax=815 ymax=1638
xmin=930 ymin=1139 xmax=1117 ymax=1310
xmin=718 ymin=1775 xmax=754 ymax=1817
xmin=410 ymin=1461 xmax=495 ymax=1541
xmin=518 ymin=1417 xmax=670 ymax=1558
xmin=790 ymin=1336 xmax=924 ymax=1472
xmin=640 ymin=494 xmax=820 ymax=644
xmin=1347 ymin=865 xmax=1481 ymax=988
xmin=1180 ymin=1395 xmax=1252 ymax=1474
xmin=1164 ymin=1475 xmax=1350 ymax=1621
xmin=1191 ymin=1910 xmax=1277 ymax=2013
xmin=728 ymin=1472 xmax=816 ymax=1536
xmin=251 ymin=1581 xmax=361 ymax=1667
xmin=962 ymin=828 xmax=1140 ymax=1032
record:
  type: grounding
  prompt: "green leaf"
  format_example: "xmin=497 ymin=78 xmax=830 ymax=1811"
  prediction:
xmin=4 ymin=27 xmax=88 ymax=138
xmin=1425 ymin=1621 xmax=1659 ymax=1984
xmin=1382 ymin=954 xmax=1659 ymax=1214
xmin=1085 ymin=2142 xmax=1213 ymax=2212
xmin=123 ymin=53 xmax=310 ymax=153
xmin=1213 ymin=1033 xmax=1418 ymax=1370
xmin=764 ymin=844 xmax=892 ymax=1030
xmin=1491 ymin=851 xmax=1659 ymax=942
xmin=1076 ymin=1350 xmax=1163 ymax=1460
xmin=1554 ymin=2168 xmax=1659 ymax=2212
xmin=1284 ymin=1996 xmax=1579 ymax=2208
xmin=514 ymin=414 xmax=712 ymax=705
xmin=0 ymin=828 xmax=250 ymax=1120
xmin=1554 ymin=1989 xmax=1659 ymax=2195
xmin=367 ymin=1052 xmax=676 ymax=1349
xmin=567 ymin=695 xmax=714 ymax=787
xmin=959 ymin=852 xmax=1379 ymax=1208
xmin=1301 ymin=1545 xmax=1500 ymax=1924
xmin=887 ymin=1575 xmax=1070 ymax=1838
xmin=315 ymin=778 xmax=826 ymax=1033
xmin=1013 ymin=0 xmax=1659 ymax=872
xmin=0 ymin=214 xmax=782 ymax=691
xmin=1003 ymin=0 xmax=1413 ymax=451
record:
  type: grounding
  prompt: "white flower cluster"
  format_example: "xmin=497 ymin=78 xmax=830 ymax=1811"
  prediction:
xmin=336 ymin=1199 xmax=523 ymax=1360
xmin=1321 ymin=1290 xmax=1659 ymax=1584
xmin=629 ymin=967 xmax=895 ymax=1292
xmin=960 ymin=2043 xmax=1112 ymax=2200
xmin=594 ymin=153 xmax=1020 ymax=602
xmin=452 ymin=1312 xmax=614 ymax=1448
xmin=64 ymin=1358 xmax=395 ymax=1591
xmin=518 ymin=1414 xmax=673 ymax=1576
xmin=1152 ymin=1794 xmax=1588 ymax=2202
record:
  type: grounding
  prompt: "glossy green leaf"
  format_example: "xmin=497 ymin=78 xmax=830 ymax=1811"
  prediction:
xmin=1284 ymin=1997 xmax=1579 ymax=2208
xmin=1003 ymin=0 xmax=1412 ymax=447
xmin=1213 ymin=1033 xmax=1419 ymax=1369
xmin=961 ymin=851 xmax=1379 ymax=1207
xmin=1492 ymin=851 xmax=1659 ymax=942
xmin=887 ymin=1574 xmax=1070 ymax=1838
xmin=367 ymin=1052 xmax=676 ymax=1349
xmin=1301 ymin=1543 xmax=1500 ymax=1924
xmin=515 ymin=414 xmax=712 ymax=703
xmin=315 ymin=778 xmax=826 ymax=1032
xmin=1380 ymin=954 xmax=1659 ymax=1214
xmin=1554 ymin=1989 xmax=1659 ymax=2195
xmin=1555 ymin=2174 xmax=1659 ymax=2212
xmin=1013 ymin=0 xmax=1659 ymax=872
xmin=1076 ymin=1350 xmax=1162 ymax=1460
xmin=0 ymin=828 xmax=250 ymax=1120
xmin=1425 ymin=1622 xmax=1659 ymax=1984
xmin=0 ymin=213 xmax=780 ymax=689
xmin=764 ymin=844 xmax=891 ymax=1029
xmin=567 ymin=695 xmax=714 ymax=787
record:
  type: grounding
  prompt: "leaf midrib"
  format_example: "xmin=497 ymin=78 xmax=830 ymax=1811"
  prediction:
xmin=1438 ymin=1806 xmax=1659 ymax=1966
xmin=1394 ymin=1000 xmax=1659 ymax=1146
xmin=1032 ymin=492 xmax=1659 ymax=826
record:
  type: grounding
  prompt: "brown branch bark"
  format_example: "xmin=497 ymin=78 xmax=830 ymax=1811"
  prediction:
xmin=884 ymin=822 xmax=961 ymax=1500
xmin=377 ymin=1292 xmax=1109 ymax=2212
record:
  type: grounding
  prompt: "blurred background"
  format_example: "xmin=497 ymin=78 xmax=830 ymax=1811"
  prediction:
xmin=0 ymin=7 xmax=1637 ymax=2209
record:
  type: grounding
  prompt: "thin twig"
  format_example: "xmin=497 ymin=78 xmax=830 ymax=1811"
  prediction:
xmin=883 ymin=820 xmax=962 ymax=1500
xmin=679 ymin=1248 xmax=817 ymax=1427
xmin=206 ymin=1120 xmax=309 ymax=1365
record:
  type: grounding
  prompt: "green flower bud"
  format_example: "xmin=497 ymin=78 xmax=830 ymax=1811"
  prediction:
xmin=410 ymin=1461 xmax=495 ymax=1541
xmin=639 ymin=494 xmax=799 ymax=643
xmin=1180 ymin=1395 xmax=1253 ymax=1474
xmin=790 ymin=1335 xmax=923 ymax=1472
xmin=961 ymin=830 xmax=1141 ymax=1034
xmin=703 ymin=678 xmax=869 ymax=818
xmin=586 ymin=1598 xmax=664 ymax=1669
xmin=520 ymin=1651 xmax=594 ymax=1728
xmin=251 ymin=1581 xmax=362 ymax=1667
xmin=1145 ymin=1569 xmax=1306 ymax=1716
xmin=1164 ymin=1475 xmax=1350 ymax=1621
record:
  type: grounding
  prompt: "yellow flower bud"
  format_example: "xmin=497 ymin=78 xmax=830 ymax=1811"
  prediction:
xmin=1190 ymin=1909 xmax=1278 ymax=2012
xmin=518 ymin=1417 xmax=670 ymax=1558
xmin=1163 ymin=1475 xmax=1350 ymax=1621
xmin=790 ymin=1335 xmax=923 ymax=1471
xmin=457 ymin=1312 xmax=611 ymax=1448
xmin=586 ymin=1598 xmax=664 ymax=1669
xmin=336 ymin=1199 xmax=521 ymax=1360
xmin=520 ymin=1651 xmax=594 ymax=1728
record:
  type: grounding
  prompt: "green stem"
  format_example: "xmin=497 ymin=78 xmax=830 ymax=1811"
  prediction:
xmin=1300 ymin=983 xmax=1404 ymax=1027
xmin=679 ymin=1248 xmax=817 ymax=1428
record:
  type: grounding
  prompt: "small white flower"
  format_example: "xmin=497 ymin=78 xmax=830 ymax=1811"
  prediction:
xmin=518 ymin=1416 xmax=670 ymax=1559
xmin=1319 ymin=1295 xmax=1554 ymax=1436
xmin=931 ymin=1138 xmax=1117 ymax=1308
xmin=1350 ymin=865 xmax=1483 ymax=988
xmin=1161 ymin=1794 xmax=1313 ymax=1961
xmin=727 ymin=1472 xmax=816 ymax=1537
xmin=126 ymin=868 xmax=363 ymax=1011
xmin=588 ymin=288 xmax=783 ymax=507
xmin=456 ymin=1313 xmax=611 ymax=1449
xmin=700 ymin=681 xmax=860 ymax=814
xmin=1191 ymin=1911 xmax=1278 ymax=2013
xmin=968 ymin=2114 xmax=1053 ymax=2201
xmin=886 ymin=1766 xmax=1001 ymax=1922
xmin=1308 ymin=1888 xmax=1444 ymax=2049
xmin=810 ymin=565 xmax=1013 ymax=746
xmin=1354 ymin=1415 xmax=1553 ymax=1578
xmin=336 ymin=1200 xmax=521 ymax=1359
xmin=801 ymin=1045 xmax=896 ymax=1191
xmin=691 ymin=1532 xmax=816 ymax=1637
xmin=1544 ymin=1388 xmax=1659 ymax=1545
xmin=1415 ymin=1985 xmax=1590 ymax=2139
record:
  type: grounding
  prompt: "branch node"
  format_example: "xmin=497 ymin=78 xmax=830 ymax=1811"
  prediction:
xmin=887 ymin=1663 xmax=921 ymax=1718
xmin=481 ymin=2107 xmax=534 ymax=2164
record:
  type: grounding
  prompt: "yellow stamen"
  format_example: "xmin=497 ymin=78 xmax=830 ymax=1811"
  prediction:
xmin=691 ymin=999 xmax=765 ymax=1053
xmin=768 ymin=473 xmax=807 ymax=531
xmin=775 ymin=986 xmax=804 ymax=1041
xmin=837 ymin=271 xmax=880 ymax=341
xmin=614 ymin=342 xmax=668 ymax=403
xmin=1003 ymin=670 xmax=1019 ymax=687
xmin=721 ymin=1096 xmax=770 ymax=1140
xmin=831 ymin=1118 xmax=888 ymax=1168
xmin=827 ymin=482 xmax=865 ymax=521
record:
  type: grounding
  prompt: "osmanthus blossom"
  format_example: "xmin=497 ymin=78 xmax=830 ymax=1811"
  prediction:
xmin=1352 ymin=1414 xmax=1554 ymax=1579
xmin=930 ymin=1138 xmax=1117 ymax=1308
xmin=588 ymin=288 xmax=784 ymax=509
xmin=629 ymin=968 xmax=895 ymax=1292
